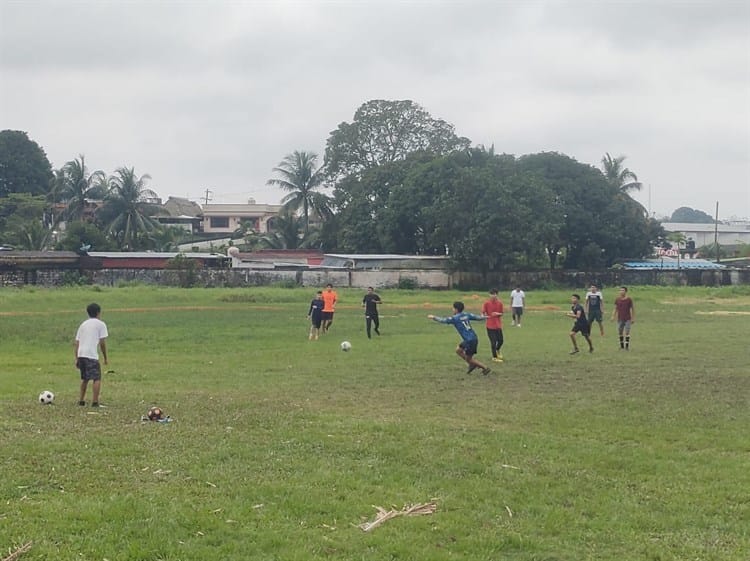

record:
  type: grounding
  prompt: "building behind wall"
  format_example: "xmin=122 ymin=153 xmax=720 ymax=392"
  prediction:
xmin=201 ymin=202 xmax=283 ymax=235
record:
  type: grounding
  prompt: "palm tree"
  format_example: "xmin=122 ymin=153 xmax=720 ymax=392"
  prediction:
xmin=11 ymin=219 xmax=52 ymax=250
xmin=266 ymin=151 xmax=329 ymax=236
xmin=51 ymin=155 xmax=107 ymax=223
xmin=258 ymin=208 xmax=318 ymax=249
xmin=601 ymin=153 xmax=642 ymax=193
xmin=233 ymin=219 xmax=260 ymax=250
xmin=99 ymin=167 xmax=161 ymax=250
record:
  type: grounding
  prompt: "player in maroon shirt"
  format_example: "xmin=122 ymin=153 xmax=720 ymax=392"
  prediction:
xmin=612 ymin=286 xmax=635 ymax=350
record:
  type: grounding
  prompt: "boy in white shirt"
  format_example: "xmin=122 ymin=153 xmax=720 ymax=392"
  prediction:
xmin=75 ymin=303 xmax=109 ymax=407
xmin=584 ymin=284 xmax=605 ymax=337
xmin=509 ymin=286 xmax=526 ymax=327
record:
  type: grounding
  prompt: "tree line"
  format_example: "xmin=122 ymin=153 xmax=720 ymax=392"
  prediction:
xmin=267 ymin=99 xmax=662 ymax=269
xmin=0 ymin=99 xmax=665 ymax=269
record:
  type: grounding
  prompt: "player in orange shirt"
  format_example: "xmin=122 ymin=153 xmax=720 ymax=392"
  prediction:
xmin=321 ymin=283 xmax=338 ymax=333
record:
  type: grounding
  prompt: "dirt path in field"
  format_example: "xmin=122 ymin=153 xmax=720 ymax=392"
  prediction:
xmin=694 ymin=310 xmax=750 ymax=316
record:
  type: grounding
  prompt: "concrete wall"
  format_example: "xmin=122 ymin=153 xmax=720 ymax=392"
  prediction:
xmin=2 ymin=267 xmax=748 ymax=289
xmin=451 ymin=268 xmax=750 ymax=289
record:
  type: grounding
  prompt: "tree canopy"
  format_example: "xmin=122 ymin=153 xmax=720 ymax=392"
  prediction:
xmin=322 ymin=146 xmax=662 ymax=270
xmin=324 ymin=99 xmax=471 ymax=180
xmin=669 ymin=206 xmax=715 ymax=223
xmin=0 ymin=130 xmax=53 ymax=197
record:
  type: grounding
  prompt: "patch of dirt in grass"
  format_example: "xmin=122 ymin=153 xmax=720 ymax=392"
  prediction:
xmin=662 ymin=296 xmax=750 ymax=306
xmin=694 ymin=310 xmax=750 ymax=316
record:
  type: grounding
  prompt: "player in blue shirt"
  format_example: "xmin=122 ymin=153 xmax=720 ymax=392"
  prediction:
xmin=428 ymin=301 xmax=492 ymax=375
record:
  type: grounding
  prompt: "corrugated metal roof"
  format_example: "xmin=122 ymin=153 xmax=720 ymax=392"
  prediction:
xmin=88 ymin=252 xmax=226 ymax=259
xmin=622 ymin=259 xmax=725 ymax=270
xmin=324 ymin=253 xmax=446 ymax=260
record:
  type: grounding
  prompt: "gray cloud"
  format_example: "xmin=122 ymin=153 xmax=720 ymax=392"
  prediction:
xmin=1 ymin=0 xmax=747 ymax=217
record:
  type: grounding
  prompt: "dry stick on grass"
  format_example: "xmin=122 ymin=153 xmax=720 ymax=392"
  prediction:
xmin=359 ymin=501 xmax=438 ymax=532
xmin=3 ymin=541 xmax=32 ymax=561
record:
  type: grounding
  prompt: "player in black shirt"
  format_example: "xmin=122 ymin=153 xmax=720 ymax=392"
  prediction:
xmin=307 ymin=290 xmax=324 ymax=340
xmin=567 ymin=293 xmax=593 ymax=355
xmin=362 ymin=287 xmax=382 ymax=339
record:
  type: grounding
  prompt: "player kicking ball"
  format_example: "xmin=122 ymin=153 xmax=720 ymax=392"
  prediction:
xmin=428 ymin=301 xmax=491 ymax=375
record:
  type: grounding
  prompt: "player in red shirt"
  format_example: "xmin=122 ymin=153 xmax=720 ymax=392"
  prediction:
xmin=481 ymin=289 xmax=505 ymax=362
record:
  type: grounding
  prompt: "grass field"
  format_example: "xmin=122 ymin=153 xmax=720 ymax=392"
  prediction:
xmin=1 ymin=285 xmax=749 ymax=561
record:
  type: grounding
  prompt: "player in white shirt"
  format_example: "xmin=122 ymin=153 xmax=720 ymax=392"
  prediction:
xmin=584 ymin=284 xmax=605 ymax=337
xmin=509 ymin=286 xmax=526 ymax=327
xmin=75 ymin=303 xmax=109 ymax=407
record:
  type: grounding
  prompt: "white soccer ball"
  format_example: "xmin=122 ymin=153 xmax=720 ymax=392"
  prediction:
xmin=39 ymin=390 xmax=55 ymax=405
xmin=340 ymin=341 xmax=352 ymax=352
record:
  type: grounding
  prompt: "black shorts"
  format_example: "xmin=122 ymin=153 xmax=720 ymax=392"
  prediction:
xmin=310 ymin=315 xmax=322 ymax=328
xmin=459 ymin=339 xmax=478 ymax=356
xmin=588 ymin=309 xmax=603 ymax=323
xmin=512 ymin=307 xmax=523 ymax=316
xmin=572 ymin=322 xmax=591 ymax=336
xmin=321 ymin=311 xmax=334 ymax=321
xmin=78 ymin=357 xmax=101 ymax=381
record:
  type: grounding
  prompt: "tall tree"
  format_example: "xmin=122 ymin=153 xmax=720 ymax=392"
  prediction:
xmin=324 ymin=99 xmax=471 ymax=180
xmin=600 ymin=153 xmax=642 ymax=192
xmin=266 ymin=151 xmax=329 ymax=236
xmin=669 ymin=206 xmax=714 ymax=223
xmin=51 ymin=155 xmax=107 ymax=223
xmin=99 ymin=167 xmax=161 ymax=250
xmin=0 ymin=130 xmax=54 ymax=197
xmin=521 ymin=152 xmax=658 ymax=268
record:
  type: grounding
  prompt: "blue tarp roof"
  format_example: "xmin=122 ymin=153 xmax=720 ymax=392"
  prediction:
xmin=622 ymin=259 xmax=725 ymax=270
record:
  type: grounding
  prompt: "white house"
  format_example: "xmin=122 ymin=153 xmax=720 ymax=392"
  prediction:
xmin=201 ymin=202 xmax=283 ymax=234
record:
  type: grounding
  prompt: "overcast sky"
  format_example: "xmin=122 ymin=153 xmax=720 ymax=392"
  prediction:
xmin=2 ymin=0 xmax=749 ymax=219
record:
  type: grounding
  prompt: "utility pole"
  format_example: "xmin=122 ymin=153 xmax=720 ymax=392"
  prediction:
xmin=714 ymin=201 xmax=720 ymax=263
xmin=202 ymin=189 xmax=213 ymax=205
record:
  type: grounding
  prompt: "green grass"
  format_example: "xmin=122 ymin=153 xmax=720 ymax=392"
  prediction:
xmin=1 ymin=285 xmax=749 ymax=560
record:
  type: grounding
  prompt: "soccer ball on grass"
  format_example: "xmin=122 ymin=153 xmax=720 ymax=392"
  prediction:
xmin=147 ymin=406 xmax=164 ymax=421
xmin=340 ymin=341 xmax=352 ymax=352
xmin=39 ymin=391 xmax=55 ymax=404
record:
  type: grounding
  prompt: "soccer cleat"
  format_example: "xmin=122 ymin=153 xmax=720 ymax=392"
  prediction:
xmin=492 ymin=357 xmax=504 ymax=363
xmin=91 ymin=402 xmax=99 ymax=408
xmin=569 ymin=349 xmax=579 ymax=355
xmin=78 ymin=401 xmax=86 ymax=406
xmin=466 ymin=365 xmax=478 ymax=374
xmin=589 ymin=348 xmax=594 ymax=353
xmin=481 ymin=367 xmax=492 ymax=376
